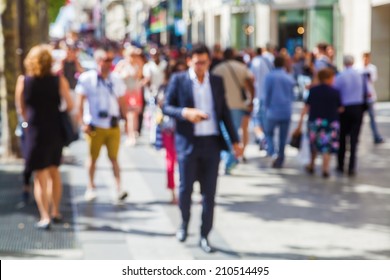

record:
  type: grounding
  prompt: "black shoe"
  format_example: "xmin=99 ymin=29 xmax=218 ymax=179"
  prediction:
xmin=305 ymin=165 xmax=315 ymax=175
xmin=348 ymin=170 xmax=356 ymax=177
xmin=272 ymin=159 xmax=283 ymax=169
xmin=374 ymin=138 xmax=384 ymax=144
xmin=51 ymin=215 xmax=63 ymax=224
xmin=22 ymin=191 xmax=30 ymax=204
xmin=34 ymin=221 xmax=51 ymax=230
xmin=322 ymin=171 xmax=330 ymax=178
xmin=176 ymin=228 xmax=187 ymax=242
xmin=199 ymin=237 xmax=215 ymax=253
xmin=336 ymin=167 xmax=344 ymax=174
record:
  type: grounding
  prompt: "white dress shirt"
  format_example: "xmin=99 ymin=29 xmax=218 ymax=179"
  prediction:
xmin=188 ymin=68 xmax=219 ymax=136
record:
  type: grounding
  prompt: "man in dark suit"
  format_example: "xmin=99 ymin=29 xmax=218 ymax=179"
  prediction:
xmin=163 ymin=44 xmax=242 ymax=253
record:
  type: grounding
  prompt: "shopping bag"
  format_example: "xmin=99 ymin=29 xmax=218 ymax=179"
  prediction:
xmin=298 ymin=133 xmax=311 ymax=165
xmin=289 ymin=129 xmax=302 ymax=149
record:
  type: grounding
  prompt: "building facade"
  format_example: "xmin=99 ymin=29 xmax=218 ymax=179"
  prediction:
xmin=183 ymin=0 xmax=389 ymax=100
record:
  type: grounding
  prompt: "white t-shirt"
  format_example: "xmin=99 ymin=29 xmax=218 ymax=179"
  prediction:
xmin=75 ymin=70 xmax=126 ymax=128
xmin=359 ymin=63 xmax=378 ymax=102
xmin=143 ymin=59 xmax=167 ymax=93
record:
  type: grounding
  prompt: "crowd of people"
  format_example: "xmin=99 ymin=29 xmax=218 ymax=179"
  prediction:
xmin=14 ymin=35 xmax=385 ymax=253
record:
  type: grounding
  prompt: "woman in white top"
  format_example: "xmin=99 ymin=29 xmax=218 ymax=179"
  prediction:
xmin=114 ymin=46 xmax=145 ymax=146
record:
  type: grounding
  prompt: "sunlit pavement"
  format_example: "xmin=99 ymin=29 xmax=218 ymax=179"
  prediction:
xmin=1 ymin=102 xmax=390 ymax=259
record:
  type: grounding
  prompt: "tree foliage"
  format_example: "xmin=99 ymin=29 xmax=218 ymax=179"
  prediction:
xmin=1 ymin=0 xmax=51 ymax=157
xmin=48 ymin=0 xmax=65 ymax=23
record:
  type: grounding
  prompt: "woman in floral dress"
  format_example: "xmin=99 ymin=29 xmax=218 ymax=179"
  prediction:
xmin=297 ymin=68 xmax=344 ymax=177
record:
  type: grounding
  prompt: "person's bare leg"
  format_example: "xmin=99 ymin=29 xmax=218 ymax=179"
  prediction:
xmin=306 ymin=150 xmax=316 ymax=174
xmin=110 ymin=158 xmax=121 ymax=193
xmin=34 ymin=169 xmax=50 ymax=223
xmin=241 ymin=115 xmax=250 ymax=160
xmin=322 ymin=153 xmax=331 ymax=175
xmin=48 ymin=166 xmax=62 ymax=218
xmin=170 ymin=189 xmax=177 ymax=204
xmin=87 ymin=158 xmax=97 ymax=190
xmin=126 ymin=111 xmax=137 ymax=145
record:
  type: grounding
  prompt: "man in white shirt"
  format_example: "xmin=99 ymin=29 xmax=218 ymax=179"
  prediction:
xmin=76 ymin=49 xmax=128 ymax=202
xmin=163 ymin=44 xmax=242 ymax=253
xmin=360 ymin=52 xmax=384 ymax=144
xmin=143 ymin=48 xmax=168 ymax=144
xmin=250 ymin=47 xmax=274 ymax=150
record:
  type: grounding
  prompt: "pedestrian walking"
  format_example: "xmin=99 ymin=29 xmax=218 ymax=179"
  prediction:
xmin=163 ymin=44 xmax=242 ymax=253
xmin=114 ymin=46 xmax=144 ymax=146
xmin=143 ymin=48 xmax=168 ymax=145
xmin=212 ymin=47 xmax=254 ymax=173
xmin=15 ymin=44 xmax=74 ymax=229
xmin=263 ymin=56 xmax=295 ymax=168
xmin=359 ymin=52 xmax=384 ymax=144
xmin=250 ymin=47 xmax=273 ymax=150
xmin=296 ymin=68 xmax=343 ymax=178
xmin=156 ymin=60 xmax=188 ymax=204
xmin=334 ymin=55 xmax=365 ymax=176
xmin=75 ymin=48 xmax=128 ymax=202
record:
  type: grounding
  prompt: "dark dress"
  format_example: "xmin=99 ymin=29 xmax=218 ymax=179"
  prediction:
xmin=306 ymin=84 xmax=342 ymax=154
xmin=24 ymin=75 xmax=63 ymax=171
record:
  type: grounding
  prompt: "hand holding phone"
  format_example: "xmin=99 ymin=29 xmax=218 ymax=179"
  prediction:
xmin=183 ymin=108 xmax=209 ymax=123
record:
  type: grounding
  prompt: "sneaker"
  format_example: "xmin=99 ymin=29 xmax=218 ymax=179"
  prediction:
xmin=224 ymin=160 xmax=238 ymax=175
xmin=259 ymin=138 xmax=267 ymax=151
xmin=117 ymin=191 xmax=128 ymax=202
xmin=84 ymin=189 xmax=97 ymax=201
xmin=272 ymin=158 xmax=283 ymax=169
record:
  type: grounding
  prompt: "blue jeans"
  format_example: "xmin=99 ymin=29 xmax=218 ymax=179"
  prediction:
xmin=367 ymin=103 xmax=382 ymax=141
xmin=264 ymin=118 xmax=290 ymax=166
xmin=253 ymin=100 xmax=266 ymax=130
xmin=220 ymin=109 xmax=246 ymax=170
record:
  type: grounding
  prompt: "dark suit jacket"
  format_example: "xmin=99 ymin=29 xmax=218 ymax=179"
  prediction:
xmin=163 ymin=71 xmax=239 ymax=156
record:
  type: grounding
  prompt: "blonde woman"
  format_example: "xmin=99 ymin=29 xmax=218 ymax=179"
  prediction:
xmin=114 ymin=46 xmax=144 ymax=146
xmin=15 ymin=45 xmax=73 ymax=229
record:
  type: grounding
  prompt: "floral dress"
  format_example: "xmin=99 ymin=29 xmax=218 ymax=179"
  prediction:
xmin=308 ymin=118 xmax=340 ymax=154
xmin=306 ymin=84 xmax=342 ymax=154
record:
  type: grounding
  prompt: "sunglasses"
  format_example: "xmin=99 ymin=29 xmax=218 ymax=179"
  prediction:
xmin=194 ymin=60 xmax=208 ymax=65
xmin=102 ymin=58 xmax=113 ymax=63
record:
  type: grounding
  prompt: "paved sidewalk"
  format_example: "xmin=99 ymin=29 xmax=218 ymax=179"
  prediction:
xmin=1 ymin=102 xmax=390 ymax=259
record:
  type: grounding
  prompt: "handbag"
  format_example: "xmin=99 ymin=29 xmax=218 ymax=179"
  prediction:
xmin=289 ymin=129 xmax=302 ymax=149
xmin=226 ymin=62 xmax=248 ymax=102
xmin=59 ymin=111 xmax=79 ymax=146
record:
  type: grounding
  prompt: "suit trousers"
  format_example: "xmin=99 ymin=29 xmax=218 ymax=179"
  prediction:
xmin=338 ymin=105 xmax=364 ymax=173
xmin=177 ymin=136 xmax=220 ymax=238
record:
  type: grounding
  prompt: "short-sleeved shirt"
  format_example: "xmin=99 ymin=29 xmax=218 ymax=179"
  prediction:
xmin=143 ymin=60 xmax=168 ymax=92
xmin=212 ymin=60 xmax=253 ymax=110
xmin=306 ymin=84 xmax=342 ymax=122
xmin=75 ymin=70 xmax=126 ymax=128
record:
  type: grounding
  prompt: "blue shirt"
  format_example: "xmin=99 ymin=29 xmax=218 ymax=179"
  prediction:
xmin=263 ymin=68 xmax=295 ymax=120
xmin=334 ymin=67 xmax=363 ymax=106
xmin=314 ymin=55 xmax=331 ymax=72
xmin=188 ymin=68 xmax=219 ymax=136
